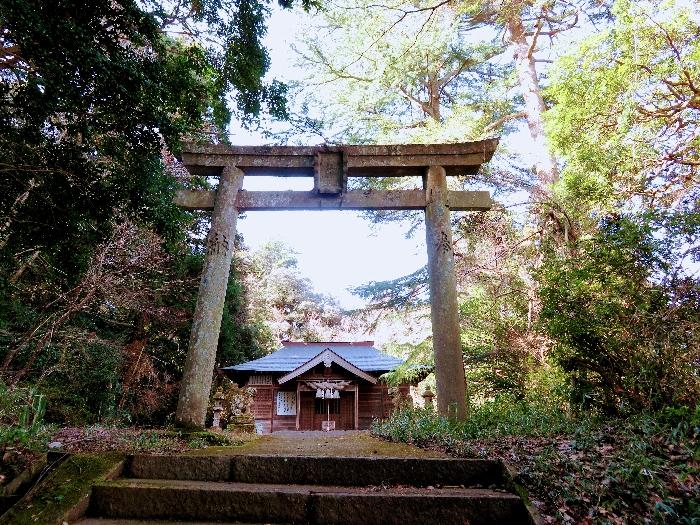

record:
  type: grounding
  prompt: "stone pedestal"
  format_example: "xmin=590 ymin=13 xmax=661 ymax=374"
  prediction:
xmin=228 ymin=414 xmax=255 ymax=433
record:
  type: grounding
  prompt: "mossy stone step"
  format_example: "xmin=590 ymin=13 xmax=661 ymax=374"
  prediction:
xmin=90 ymin=478 xmax=529 ymax=525
xmin=75 ymin=518 xmax=282 ymax=525
xmin=127 ymin=454 xmax=506 ymax=488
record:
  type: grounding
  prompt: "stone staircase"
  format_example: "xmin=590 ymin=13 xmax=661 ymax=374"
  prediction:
xmin=77 ymin=455 xmax=533 ymax=524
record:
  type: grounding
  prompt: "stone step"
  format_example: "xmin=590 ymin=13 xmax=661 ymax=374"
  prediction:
xmin=75 ymin=518 xmax=278 ymax=525
xmin=89 ymin=478 xmax=530 ymax=525
xmin=127 ymin=454 xmax=506 ymax=488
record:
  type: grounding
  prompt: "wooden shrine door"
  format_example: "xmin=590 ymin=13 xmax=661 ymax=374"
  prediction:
xmin=299 ymin=392 xmax=355 ymax=430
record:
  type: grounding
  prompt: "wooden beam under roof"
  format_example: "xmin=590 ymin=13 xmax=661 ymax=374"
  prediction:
xmin=174 ymin=189 xmax=493 ymax=211
xmin=180 ymin=139 xmax=499 ymax=178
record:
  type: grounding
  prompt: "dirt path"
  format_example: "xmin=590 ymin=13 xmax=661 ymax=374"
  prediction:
xmin=186 ymin=430 xmax=445 ymax=457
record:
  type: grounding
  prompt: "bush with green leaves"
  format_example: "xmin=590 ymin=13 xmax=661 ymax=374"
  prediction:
xmin=538 ymin=212 xmax=700 ymax=414
xmin=38 ymin=342 xmax=123 ymax=425
xmin=460 ymin=283 xmax=539 ymax=401
xmin=375 ymin=402 xmax=699 ymax=524
xmin=374 ymin=378 xmax=577 ymax=445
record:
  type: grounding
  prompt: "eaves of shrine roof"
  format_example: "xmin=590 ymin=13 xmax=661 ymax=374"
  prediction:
xmin=278 ymin=348 xmax=377 ymax=384
xmin=221 ymin=341 xmax=404 ymax=374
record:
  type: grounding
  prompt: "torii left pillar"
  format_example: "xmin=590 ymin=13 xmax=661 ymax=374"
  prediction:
xmin=175 ymin=165 xmax=244 ymax=429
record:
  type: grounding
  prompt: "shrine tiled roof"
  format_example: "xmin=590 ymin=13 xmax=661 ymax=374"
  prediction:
xmin=222 ymin=341 xmax=404 ymax=373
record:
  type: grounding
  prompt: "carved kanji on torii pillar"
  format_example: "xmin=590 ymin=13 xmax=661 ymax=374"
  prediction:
xmin=174 ymin=140 xmax=499 ymax=428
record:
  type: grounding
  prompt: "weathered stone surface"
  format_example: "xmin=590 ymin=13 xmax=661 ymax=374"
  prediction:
xmin=314 ymin=151 xmax=345 ymax=194
xmin=90 ymin=480 xmax=309 ymax=523
xmin=182 ymin=140 xmax=499 ymax=157
xmin=180 ymin=140 xmax=499 ymax=178
xmin=83 ymin=433 xmax=534 ymax=525
xmin=231 ymin=456 xmax=505 ymax=488
xmin=175 ymin=166 xmax=245 ymax=429
xmin=90 ymin=479 xmax=527 ymax=525
xmin=174 ymin=189 xmax=492 ymax=212
xmin=425 ymin=166 xmax=468 ymax=420
xmin=127 ymin=454 xmax=504 ymax=487
xmin=0 ymin=453 xmax=125 ymax=525
xmin=174 ymin=141 xmax=499 ymax=428
xmin=309 ymin=490 xmax=528 ymax=525
xmin=128 ymin=455 xmax=231 ymax=482
xmin=75 ymin=518 xmax=269 ymax=525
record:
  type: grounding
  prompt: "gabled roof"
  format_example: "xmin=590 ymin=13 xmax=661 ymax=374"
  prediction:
xmin=278 ymin=349 xmax=377 ymax=384
xmin=222 ymin=341 xmax=403 ymax=374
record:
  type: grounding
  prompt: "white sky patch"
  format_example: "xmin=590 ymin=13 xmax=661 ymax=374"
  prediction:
xmin=237 ymin=208 xmax=427 ymax=310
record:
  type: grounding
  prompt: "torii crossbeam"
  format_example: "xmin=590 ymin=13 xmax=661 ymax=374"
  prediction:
xmin=174 ymin=140 xmax=499 ymax=428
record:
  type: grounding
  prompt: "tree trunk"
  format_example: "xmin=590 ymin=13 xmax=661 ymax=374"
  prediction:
xmin=505 ymin=14 xmax=559 ymax=188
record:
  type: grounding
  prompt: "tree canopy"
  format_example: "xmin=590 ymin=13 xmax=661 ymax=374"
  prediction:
xmin=284 ymin=0 xmax=700 ymax=414
xmin=1 ymin=1 xmax=698 ymax=522
xmin=0 ymin=0 xmax=315 ymax=421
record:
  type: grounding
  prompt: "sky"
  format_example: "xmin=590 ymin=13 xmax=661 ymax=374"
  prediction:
xmin=231 ymin=8 xmax=430 ymax=309
xmin=228 ymin=6 xmax=548 ymax=309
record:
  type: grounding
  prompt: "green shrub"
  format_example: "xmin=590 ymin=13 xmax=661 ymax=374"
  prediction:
xmin=40 ymin=342 xmax=123 ymax=425
xmin=374 ymin=392 xmax=579 ymax=446
xmin=375 ymin=403 xmax=700 ymax=524
xmin=538 ymin=213 xmax=700 ymax=414
xmin=0 ymin=380 xmax=52 ymax=448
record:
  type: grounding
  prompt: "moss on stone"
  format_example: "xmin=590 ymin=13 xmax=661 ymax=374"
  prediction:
xmin=184 ymin=432 xmax=444 ymax=457
xmin=183 ymin=431 xmax=240 ymax=446
xmin=0 ymin=453 xmax=125 ymax=525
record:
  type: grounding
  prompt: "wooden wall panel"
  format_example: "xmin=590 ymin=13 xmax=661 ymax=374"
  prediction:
xmin=339 ymin=392 xmax=355 ymax=430
xmin=273 ymin=415 xmax=297 ymax=431
xmin=252 ymin=386 xmax=273 ymax=420
xmin=358 ymin=383 xmax=391 ymax=429
xmin=299 ymin=392 xmax=315 ymax=430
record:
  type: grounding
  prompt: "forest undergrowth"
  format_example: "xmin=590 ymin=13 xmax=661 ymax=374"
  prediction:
xmin=374 ymin=403 xmax=700 ymax=524
xmin=0 ymin=380 xmax=247 ymax=489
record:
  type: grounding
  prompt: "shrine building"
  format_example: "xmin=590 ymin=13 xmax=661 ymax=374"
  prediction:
xmin=220 ymin=341 xmax=412 ymax=433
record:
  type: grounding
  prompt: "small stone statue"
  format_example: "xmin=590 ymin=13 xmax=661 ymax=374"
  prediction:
xmin=228 ymin=386 xmax=256 ymax=417
xmin=388 ymin=386 xmax=411 ymax=411
xmin=211 ymin=387 xmax=225 ymax=430
xmin=209 ymin=380 xmax=256 ymax=433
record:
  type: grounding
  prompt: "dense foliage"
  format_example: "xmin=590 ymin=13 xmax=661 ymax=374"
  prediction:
xmin=0 ymin=0 xmax=310 ymax=426
xmin=346 ymin=3 xmax=700 ymax=521
xmin=289 ymin=0 xmax=699 ymax=422
xmin=0 ymin=0 xmax=698 ymax=522
xmin=540 ymin=213 xmax=700 ymax=414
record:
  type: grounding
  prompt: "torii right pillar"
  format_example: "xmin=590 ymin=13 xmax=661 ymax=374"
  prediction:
xmin=425 ymin=165 xmax=467 ymax=421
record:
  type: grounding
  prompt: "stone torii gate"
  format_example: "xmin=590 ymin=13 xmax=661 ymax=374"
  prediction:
xmin=173 ymin=140 xmax=498 ymax=429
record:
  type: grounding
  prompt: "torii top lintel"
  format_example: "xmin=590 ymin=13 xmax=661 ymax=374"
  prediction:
xmin=176 ymin=139 xmax=499 ymax=212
